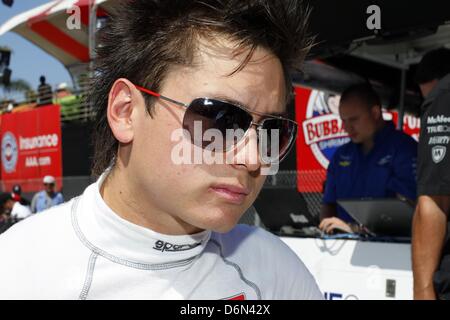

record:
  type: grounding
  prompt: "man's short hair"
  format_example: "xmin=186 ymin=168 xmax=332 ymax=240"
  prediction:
xmin=0 ymin=192 xmax=12 ymax=213
xmin=414 ymin=48 xmax=450 ymax=85
xmin=90 ymin=0 xmax=313 ymax=176
xmin=339 ymin=83 xmax=382 ymax=110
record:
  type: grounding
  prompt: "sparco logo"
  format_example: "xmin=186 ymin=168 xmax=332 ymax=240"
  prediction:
xmin=1 ymin=132 xmax=18 ymax=173
xmin=153 ymin=240 xmax=201 ymax=252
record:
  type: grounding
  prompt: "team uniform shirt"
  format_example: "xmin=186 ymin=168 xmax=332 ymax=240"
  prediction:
xmin=417 ymin=74 xmax=450 ymax=195
xmin=417 ymin=73 xmax=450 ymax=299
xmin=31 ymin=191 xmax=64 ymax=213
xmin=0 ymin=173 xmax=322 ymax=300
xmin=323 ymin=121 xmax=417 ymax=222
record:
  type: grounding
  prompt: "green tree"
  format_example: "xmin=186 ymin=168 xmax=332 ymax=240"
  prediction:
xmin=0 ymin=79 xmax=32 ymax=102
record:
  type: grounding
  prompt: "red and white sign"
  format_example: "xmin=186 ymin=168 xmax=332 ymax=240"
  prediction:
xmin=295 ymin=86 xmax=420 ymax=193
xmin=1 ymin=106 xmax=63 ymax=192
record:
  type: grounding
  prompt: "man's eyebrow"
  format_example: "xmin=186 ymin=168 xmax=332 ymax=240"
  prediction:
xmin=341 ymin=116 xmax=359 ymax=122
xmin=209 ymin=95 xmax=288 ymax=118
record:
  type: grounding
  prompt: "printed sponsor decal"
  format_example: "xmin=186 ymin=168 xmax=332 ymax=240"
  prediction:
xmin=1 ymin=132 xmax=18 ymax=173
xmin=0 ymin=106 xmax=63 ymax=192
xmin=153 ymin=240 xmax=202 ymax=252
xmin=324 ymin=291 xmax=359 ymax=300
xmin=296 ymin=87 xmax=350 ymax=192
xmin=432 ymin=145 xmax=446 ymax=164
xmin=302 ymin=90 xmax=350 ymax=169
xmin=223 ymin=293 xmax=246 ymax=300
xmin=377 ymin=155 xmax=393 ymax=166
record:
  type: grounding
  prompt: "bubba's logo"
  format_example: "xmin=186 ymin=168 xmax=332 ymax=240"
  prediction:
xmin=1 ymin=132 xmax=18 ymax=173
xmin=302 ymin=91 xmax=350 ymax=168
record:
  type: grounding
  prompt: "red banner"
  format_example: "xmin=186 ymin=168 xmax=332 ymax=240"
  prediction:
xmin=1 ymin=105 xmax=63 ymax=192
xmin=295 ymin=87 xmax=333 ymax=193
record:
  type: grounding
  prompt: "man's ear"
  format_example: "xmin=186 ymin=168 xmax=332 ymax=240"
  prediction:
xmin=371 ymin=105 xmax=382 ymax=120
xmin=107 ymin=79 xmax=137 ymax=144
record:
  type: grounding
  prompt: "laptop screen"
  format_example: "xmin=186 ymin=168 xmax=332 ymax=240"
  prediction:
xmin=337 ymin=198 xmax=415 ymax=237
xmin=253 ymin=188 xmax=320 ymax=232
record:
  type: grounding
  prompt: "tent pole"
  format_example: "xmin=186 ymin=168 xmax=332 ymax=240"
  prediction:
xmin=397 ymin=68 xmax=407 ymax=131
xmin=88 ymin=0 xmax=98 ymax=62
xmin=87 ymin=0 xmax=98 ymax=120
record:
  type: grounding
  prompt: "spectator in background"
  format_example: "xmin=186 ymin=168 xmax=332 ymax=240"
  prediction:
xmin=37 ymin=75 xmax=53 ymax=106
xmin=11 ymin=184 xmax=30 ymax=206
xmin=31 ymin=175 xmax=64 ymax=213
xmin=0 ymin=192 xmax=32 ymax=222
xmin=0 ymin=193 xmax=15 ymax=234
xmin=54 ymin=82 xmax=81 ymax=119
xmin=55 ymin=82 xmax=71 ymax=99
xmin=6 ymin=101 xmax=14 ymax=112
xmin=0 ymin=99 xmax=15 ymax=114
xmin=319 ymin=84 xmax=418 ymax=234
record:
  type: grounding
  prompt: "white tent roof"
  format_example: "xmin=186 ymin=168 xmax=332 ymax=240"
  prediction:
xmin=0 ymin=0 xmax=113 ymax=67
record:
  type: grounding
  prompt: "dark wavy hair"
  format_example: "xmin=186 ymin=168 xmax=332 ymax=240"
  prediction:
xmin=90 ymin=0 xmax=313 ymax=176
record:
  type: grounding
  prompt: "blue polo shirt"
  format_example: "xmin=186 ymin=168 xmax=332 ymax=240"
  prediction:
xmin=323 ymin=121 xmax=417 ymax=223
xmin=31 ymin=191 xmax=64 ymax=213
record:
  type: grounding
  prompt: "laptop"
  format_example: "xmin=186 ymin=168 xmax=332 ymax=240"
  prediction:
xmin=337 ymin=198 xmax=415 ymax=237
xmin=253 ymin=188 xmax=320 ymax=235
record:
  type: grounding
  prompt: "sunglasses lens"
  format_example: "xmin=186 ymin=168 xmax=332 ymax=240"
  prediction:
xmin=183 ymin=98 xmax=253 ymax=149
xmin=260 ymin=118 xmax=297 ymax=162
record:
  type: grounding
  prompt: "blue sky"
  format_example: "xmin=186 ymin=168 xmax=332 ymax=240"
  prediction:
xmin=0 ymin=1 xmax=72 ymax=99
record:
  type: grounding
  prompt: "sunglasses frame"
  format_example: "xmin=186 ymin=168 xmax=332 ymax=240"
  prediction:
xmin=134 ymin=85 xmax=298 ymax=163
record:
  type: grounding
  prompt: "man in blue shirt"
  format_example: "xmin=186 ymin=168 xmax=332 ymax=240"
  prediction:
xmin=319 ymin=84 xmax=417 ymax=234
xmin=31 ymin=175 xmax=64 ymax=213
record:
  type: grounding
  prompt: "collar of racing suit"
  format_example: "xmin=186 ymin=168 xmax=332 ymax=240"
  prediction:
xmin=73 ymin=171 xmax=212 ymax=266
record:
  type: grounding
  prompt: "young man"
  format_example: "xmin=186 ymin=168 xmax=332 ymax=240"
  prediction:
xmin=319 ymin=84 xmax=417 ymax=234
xmin=0 ymin=0 xmax=322 ymax=299
xmin=412 ymin=48 xmax=450 ymax=300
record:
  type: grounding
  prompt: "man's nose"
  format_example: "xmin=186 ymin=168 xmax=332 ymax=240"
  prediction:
xmin=228 ymin=127 xmax=262 ymax=172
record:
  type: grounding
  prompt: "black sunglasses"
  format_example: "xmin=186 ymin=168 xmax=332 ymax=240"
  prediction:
xmin=135 ymin=85 xmax=298 ymax=163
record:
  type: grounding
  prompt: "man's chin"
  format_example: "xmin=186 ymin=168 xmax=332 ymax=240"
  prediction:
xmin=202 ymin=212 xmax=242 ymax=234
xmin=210 ymin=223 xmax=238 ymax=234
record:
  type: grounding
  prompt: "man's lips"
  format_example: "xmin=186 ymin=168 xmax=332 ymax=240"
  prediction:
xmin=210 ymin=184 xmax=250 ymax=204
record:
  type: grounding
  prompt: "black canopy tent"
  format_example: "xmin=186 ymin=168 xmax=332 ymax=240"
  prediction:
xmin=307 ymin=0 xmax=450 ymax=57
xmin=297 ymin=0 xmax=450 ymax=117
